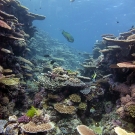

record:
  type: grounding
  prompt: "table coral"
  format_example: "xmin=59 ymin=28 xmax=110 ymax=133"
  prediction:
xmin=54 ymin=103 xmax=76 ymax=114
xmin=21 ymin=121 xmax=54 ymax=133
xmin=114 ymin=127 xmax=135 ymax=135
xmin=76 ymin=125 xmax=96 ymax=135
xmin=0 ymin=20 xmax=11 ymax=29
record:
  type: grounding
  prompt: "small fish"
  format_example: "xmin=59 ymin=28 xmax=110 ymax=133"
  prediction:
xmin=62 ymin=30 xmax=74 ymax=43
xmin=44 ymin=54 xmax=50 ymax=57
xmin=91 ymin=72 xmax=97 ymax=82
xmin=50 ymin=60 xmax=56 ymax=65
xmin=116 ymin=21 xmax=119 ymax=23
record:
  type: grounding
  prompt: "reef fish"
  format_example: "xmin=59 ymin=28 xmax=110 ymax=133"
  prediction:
xmin=91 ymin=72 xmax=97 ymax=82
xmin=62 ymin=30 xmax=74 ymax=43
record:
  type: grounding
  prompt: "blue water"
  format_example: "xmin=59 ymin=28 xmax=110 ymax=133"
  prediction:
xmin=20 ymin=0 xmax=135 ymax=52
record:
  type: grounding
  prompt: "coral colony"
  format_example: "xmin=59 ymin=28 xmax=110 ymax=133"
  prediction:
xmin=0 ymin=0 xmax=135 ymax=135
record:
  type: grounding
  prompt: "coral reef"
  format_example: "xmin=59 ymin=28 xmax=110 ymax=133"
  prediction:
xmin=54 ymin=103 xmax=76 ymax=114
xmin=1 ymin=0 xmax=135 ymax=135
xmin=21 ymin=121 xmax=54 ymax=133
xmin=76 ymin=125 xmax=96 ymax=135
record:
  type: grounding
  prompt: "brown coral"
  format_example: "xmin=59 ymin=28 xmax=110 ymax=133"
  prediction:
xmin=117 ymin=62 xmax=135 ymax=68
xmin=127 ymin=34 xmax=135 ymax=40
xmin=65 ymin=78 xmax=85 ymax=87
xmin=114 ymin=127 xmax=135 ymax=135
xmin=120 ymin=95 xmax=131 ymax=105
xmin=103 ymin=37 xmax=135 ymax=46
xmin=76 ymin=125 xmax=96 ymax=135
xmin=124 ymin=102 xmax=135 ymax=117
xmin=1 ymin=97 xmax=9 ymax=105
xmin=78 ymin=102 xmax=87 ymax=110
xmin=112 ymin=83 xmax=130 ymax=94
xmin=21 ymin=121 xmax=54 ymax=133
xmin=0 ymin=20 xmax=11 ymax=29
xmin=17 ymin=57 xmax=33 ymax=66
xmin=0 ymin=77 xmax=20 ymax=86
xmin=69 ymin=94 xmax=81 ymax=103
xmin=130 ymin=84 xmax=135 ymax=100
xmin=54 ymin=103 xmax=76 ymax=114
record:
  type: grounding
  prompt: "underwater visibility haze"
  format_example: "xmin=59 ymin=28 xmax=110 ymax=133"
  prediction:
xmin=1 ymin=0 xmax=135 ymax=135
xmin=20 ymin=0 xmax=135 ymax=52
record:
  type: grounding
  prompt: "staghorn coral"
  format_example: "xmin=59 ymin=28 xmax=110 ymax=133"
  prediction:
xmin=76 ymin=125 xmax=96 ymax=135
xmin=54 ymin=103 xmax=76 ymax=114
xmin=21 ymin=121 xmax=54 ymax=133
xmin=69 ymin=94 xmax=81 ymax=103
